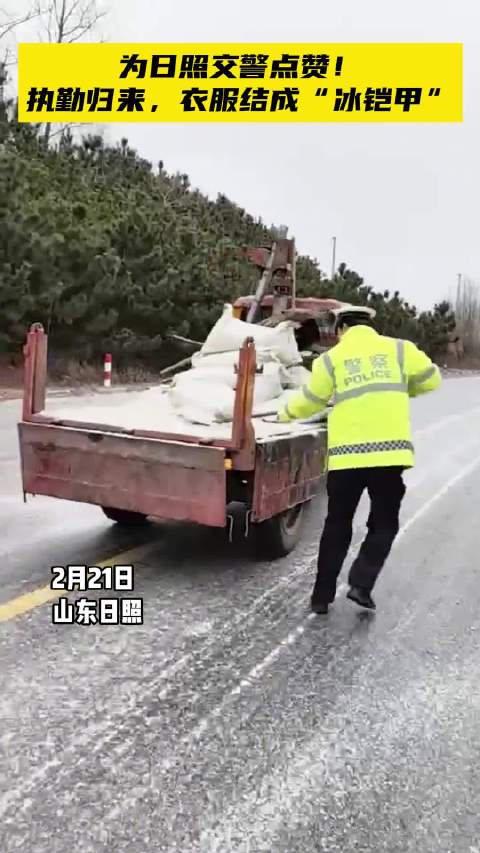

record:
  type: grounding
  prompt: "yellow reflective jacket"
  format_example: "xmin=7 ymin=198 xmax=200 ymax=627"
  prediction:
xmin=278 ymin=325 xmax=441 ymax=470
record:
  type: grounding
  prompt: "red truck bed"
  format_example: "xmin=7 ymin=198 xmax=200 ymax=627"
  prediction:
xmin=18 ymin=324 xmax=327 ymax=555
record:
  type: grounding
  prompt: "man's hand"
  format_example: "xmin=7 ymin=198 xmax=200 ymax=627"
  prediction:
xmin=278 ymin=354 xmax=334 ymax=422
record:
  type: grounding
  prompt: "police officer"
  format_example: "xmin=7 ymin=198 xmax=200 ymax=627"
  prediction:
xmin=278 ymin=306 xmax=441 ymax=614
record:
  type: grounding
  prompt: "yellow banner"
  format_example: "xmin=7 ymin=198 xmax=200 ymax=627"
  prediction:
xmin=18 ymin=43 xmax=462 ymax=123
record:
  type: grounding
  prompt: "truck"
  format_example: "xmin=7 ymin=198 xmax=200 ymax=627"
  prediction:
xmin=17 ymin=239 xmax=353 ymax=558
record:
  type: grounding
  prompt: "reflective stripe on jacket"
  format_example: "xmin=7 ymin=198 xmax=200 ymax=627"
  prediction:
xmin=278 ymin=325 xmax=441 ymax=470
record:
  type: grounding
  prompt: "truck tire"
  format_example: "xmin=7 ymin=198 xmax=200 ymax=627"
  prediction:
xmin=254 ymin=503 xmax=307 ymax=559
xmin=101 ymin=506 xmax=149 ymax=526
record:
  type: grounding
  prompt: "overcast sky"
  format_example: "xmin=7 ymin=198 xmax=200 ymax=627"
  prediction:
xmin=8 ymin=0 xmax=480 ymax=309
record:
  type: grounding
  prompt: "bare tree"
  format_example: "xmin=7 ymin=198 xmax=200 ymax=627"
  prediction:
xmin=39 ymin=0 xmax=104 ymax=45
xmin=0 ymin=5 xmax=43 ymax=101
xmin=0 ymin=7 xmax=41 ymax=42
xmin=37 ymin=0 xmax=105 ymax=142
xmin=455 ymin=275 xmax=480 ymax=360
xmin=0 ymin=1 xmax=106 ymax=134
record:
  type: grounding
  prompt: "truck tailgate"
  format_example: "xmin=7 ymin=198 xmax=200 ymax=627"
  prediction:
xmin=18 ymin=422 xmax=227 ymax=527
xmin=252 ymin=429 xmax=326 ymax=522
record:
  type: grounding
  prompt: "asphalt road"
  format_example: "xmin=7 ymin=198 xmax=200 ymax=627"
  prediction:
xmin=1 ymin=377 xmax=480 ymax=853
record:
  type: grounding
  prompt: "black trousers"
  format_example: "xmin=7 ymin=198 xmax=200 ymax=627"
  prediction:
xmin=312 ymin=467 xmax=406 ymax=604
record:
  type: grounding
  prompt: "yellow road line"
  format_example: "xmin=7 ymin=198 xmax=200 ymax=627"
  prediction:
xmin=0 ymin=541 xmax=158 ymax=623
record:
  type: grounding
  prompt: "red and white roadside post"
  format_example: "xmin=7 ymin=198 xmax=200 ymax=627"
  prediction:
xmin=103 ymin=353 xmax=112 ymax=388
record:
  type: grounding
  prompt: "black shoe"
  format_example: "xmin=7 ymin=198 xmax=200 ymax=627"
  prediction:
xmin=311 ymin=599 xmax=329 ymax=615
xmin=346 ymin=586 xmax=376 ymax=610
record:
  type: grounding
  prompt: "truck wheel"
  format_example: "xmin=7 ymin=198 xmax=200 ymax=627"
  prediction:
xmin=254 ymin=503 xmax=306 ymax=559
xmin=102 ymin=507 xmax=149 ymax=526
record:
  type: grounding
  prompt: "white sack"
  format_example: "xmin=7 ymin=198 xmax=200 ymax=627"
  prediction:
xmin=279 ymin=364 xmax=312 ymax=389
xmin=191 ymin=349 xmax=280 ymax=370
xmin=173 ymin=361 xmax=283 ymax=397
xmin=167 ymin=304 xmax=309 ymax=425
xmin=169 ymin=380 xmax=234 ymax=425
xmin=175 ymin=364 xmax=238 ymax=389
xmin=197 ymin=304 xmax=301 ymax=366
xmin=184 ymin=359 xmax=283 ymax=389
xmin=169 ymin=364 xmax=284 ymax=424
